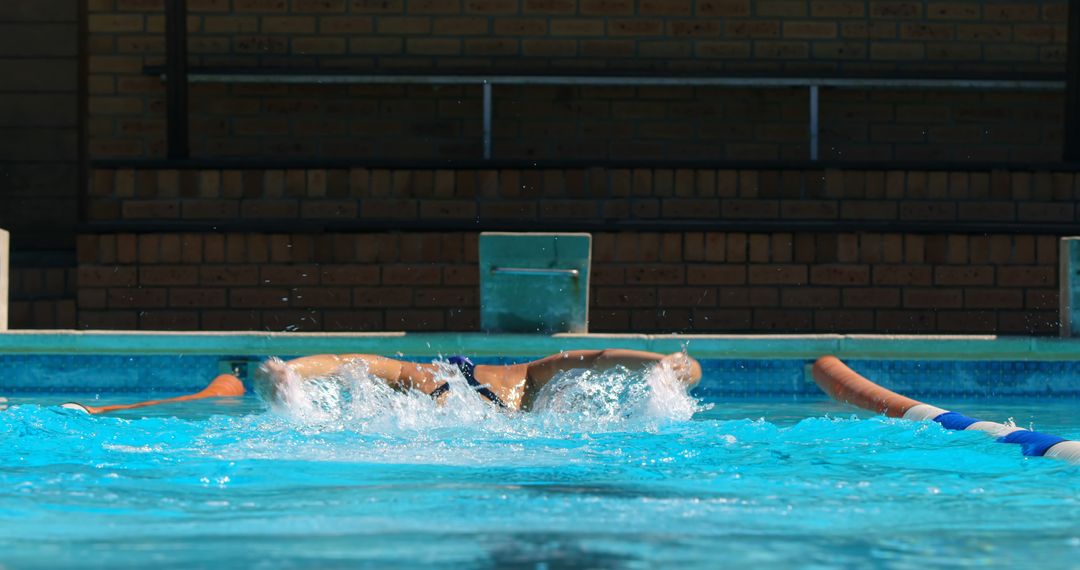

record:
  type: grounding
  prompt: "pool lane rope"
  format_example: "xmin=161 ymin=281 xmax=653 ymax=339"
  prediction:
xmin=811 ymin=356 xmax=1080 ymax=464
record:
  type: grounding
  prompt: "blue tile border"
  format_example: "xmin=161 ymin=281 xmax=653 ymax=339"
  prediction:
xmin=1 ymin=354 xmax=1078 ymax=398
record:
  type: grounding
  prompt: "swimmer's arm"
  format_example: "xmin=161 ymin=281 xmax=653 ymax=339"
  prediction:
xmin=526 ymin=349 xmax=701 ymax=387
xmin=282 ymin=354 xmax=442 ymax=393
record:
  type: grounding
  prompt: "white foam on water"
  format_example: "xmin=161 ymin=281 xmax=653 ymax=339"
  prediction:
xmin=253 ymin=356 xmax=704 ymax=437
xmin=531 ymin=361 xmax=702 ymax=430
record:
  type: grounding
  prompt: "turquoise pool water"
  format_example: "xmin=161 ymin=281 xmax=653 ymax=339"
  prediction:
xmin=1 ymin=362 xmax=1078 ymax=569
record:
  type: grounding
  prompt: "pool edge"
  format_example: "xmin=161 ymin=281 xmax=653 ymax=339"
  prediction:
xmin=1 ymin=330 xmax=1078 ymax=360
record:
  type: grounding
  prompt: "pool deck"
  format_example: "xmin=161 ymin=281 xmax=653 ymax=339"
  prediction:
xmin=1 ymin=330 xmax=1078 ymax=360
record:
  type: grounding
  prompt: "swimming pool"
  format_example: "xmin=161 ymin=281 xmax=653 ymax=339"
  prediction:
xmin=1 ymin=334 xmax=1078 ymax=568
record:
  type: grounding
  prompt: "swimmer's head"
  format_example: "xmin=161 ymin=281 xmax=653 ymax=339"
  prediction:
xmin=662 ymin=352 xmax=702 ymax=388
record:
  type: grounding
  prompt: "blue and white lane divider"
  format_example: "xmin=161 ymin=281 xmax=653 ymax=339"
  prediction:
xmin=811 ymin=356 xmax=1080 ymax=464
xmin=903 ymin=404 xmax=1080 ymax=462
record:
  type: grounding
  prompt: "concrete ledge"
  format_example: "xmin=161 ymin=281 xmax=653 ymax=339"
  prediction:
xmin=1 ymin=330 xmax=1079 ymax=360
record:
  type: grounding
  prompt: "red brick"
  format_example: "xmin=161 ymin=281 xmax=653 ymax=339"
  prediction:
xmin=771 ymin=233 xmax=793 ymax=263
xmin=386 ymin=309 xmax=445 ymax=330
xmin=182 ymin=200 xmax=239 ymax=219
xmin=904 ymin=288 xmax=963 ymax=309
xmin=1036 ymin=236 xmax=1058 ymax=264
xmin=749 ymin=234 xmax=770 ymax=263
xmin=873 ymin=265 xmax=932 ymax=286
xmin=362 ymin=199 xmax=419 ymax=219
xmin=661 ymin=199 xmax=720 ymax=218
xmin=259 ymin=265 xmax=319 ymax=286
xmin=79 ymin=310 xmax=139 ymax=330
xmin=985 ymin=3 xmax=1039 ymax=21
xmin=138 ymin=311 xmax=199 ymax=331
xmin=876 ymin=310 xmax=935 ymax=332
xmin=934 ymin=266 xmax=994 ymax=286
xmin=900 ymin=201 xmax=956 ymax=221
xmin=323 ymin=310 xmax=383 ymax=331
xmin=414 ymin=287 xmax=478 ymax=308
xmin=871 ymin=2 xmax=921 ymax=18
xmin=928 ymin=2 xmax=980 ymax=19
xmin=958 ymin=202 xmax=1016 ymax=222
xmin=242 ymin=200 xmax=299 ymax=218
xmin=780 ymin=200 xmax=838 ymax=219
xmin=661 ymin=234 xmax=682 ymax=262
xmin=229 ymin=288 xmax=292 ymax=309
xmin=966 ymin=289 xmax=1023 ymax=309
xmin=698 ymin=0 xmax=750 ymax=16
xmin=587 ymin=309 xmax=628 ymax=331
xmin=841 ymin=201 xmax=897 ymax=220
xmin=722 ymin=199 xmax=779 ymax=219
xmin=625 ymin=264 xmax=684 ymax=285
xmin=936 ymin=311 xmax=996 ymax=333
xmin=200 ymin=266 xmax=259 ymax=286
xmin=352 ymin=286 xmax=411 ymax=307
xmin=383 ymin=264 xmax=442 ymax=285
xmin=999 ymin=311 xmax=1058 ymax=334
xmin=815 ymin=310 xmax=875 ymax=331
xmin=630 ymin=308 xmax=694 ymax=331
xmin=904 ymin=235 xmax=926 ymax=263
xmin=289 ymin=287 xmax=352 ymax=308
xmin=726 ymin=233 xmax=747 ymax=262
xmin=78 ymin=266 xmax=138 ymax=288
xmin=107 ymin=287 xmax=168 ymax=308
xmin=447 ymin=265 xmax=481 ymax=287
xmin=810 ymin=264 xmax=869 ymax=285
xmin=749 ymin=264 xmax=807 ymax=285
xmin=594 ymin=287 xmax=655 ymax=308
xmin=998 ymin=266 xmax=1055 ymax=287
xmin=843 ymin=287 xmax=900 ymax=308
xmin=122 ymin=200 xmax=180 ymax=219
xmin=754 ymin=309 xmax=813 ymax=331
xmin=781 ymin=287 xmax=839 ymax=308
xmin=301 ymin=201 xmax=359 ymax=219
xmin=77 ymin=288 xmax=108 ymax=310
xmin=169 ymin=288 xmax=228 ymax=308
xmin=656 ymin=286 xmax=715 ymax=307
xmin=319 ymin=265 xmax=380 ymax=285
xmin=1019 ymin=203 xmax=1073 ymax=223
xmin=140 ymin=266 xmax=199 ymax=286
xmin=1026 ymin=289 xmax=1058 ymax=310
xmin=687 ymin=265 xmax=746 ymax=285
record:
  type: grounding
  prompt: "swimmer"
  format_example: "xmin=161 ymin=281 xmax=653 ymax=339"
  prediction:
xmin=60 ymin=350 xmax=702 ymax=415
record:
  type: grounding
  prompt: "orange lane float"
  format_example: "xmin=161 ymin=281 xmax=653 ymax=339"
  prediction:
xmin=811 ymin=355 xmax=1080 ymax=464
xmin=60 ymin=374 xmax=244 ymax=415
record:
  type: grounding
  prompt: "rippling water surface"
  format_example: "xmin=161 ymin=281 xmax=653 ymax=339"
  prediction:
xmin=1 ymin=365 xmax=1078 ymax=569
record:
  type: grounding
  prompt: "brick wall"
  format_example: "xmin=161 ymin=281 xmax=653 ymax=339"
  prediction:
xmin=86 ymin=166 xmax=1080 ymax=225
xmin=76 ymin=164 xmax=1071 ymax=334
xmin=76 ymin=231 xmax=479 ymax=331
xmin=74 ymin=229 xmax=1058 ymax=334
xmin=0 ymin=1 xmax=82 ymax=329
xmin=8 ymin=266 xmax=78 ymax=329
xmin=591 ymin=230 xmax=1057 ymax=334
xmin=86 ymin=0 xmax=1069 ymax=161
xmin=5 ymin=1 xmax=1072 ymax=333
xmin=0 ymin=0 xmax=81 ymax=251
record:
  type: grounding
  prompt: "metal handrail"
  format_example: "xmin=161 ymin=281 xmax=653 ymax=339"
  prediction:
xmin=152 ymin=66 xmax=1066 ymax=162
xmin=492 ymin=267 xmax=580 ymax=277
xmin=163 ymin=72 xmax=1064 ymax=90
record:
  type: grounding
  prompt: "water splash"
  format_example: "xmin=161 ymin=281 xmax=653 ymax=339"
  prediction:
xmin=531 ymin=363 xmax=704 ymax=430
xmin=254 ymin=357 xmax=705 ymax=436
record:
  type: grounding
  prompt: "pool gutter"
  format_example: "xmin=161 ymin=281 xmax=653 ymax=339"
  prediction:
xmin=1 ymin=330 xmax=1078 ymax=361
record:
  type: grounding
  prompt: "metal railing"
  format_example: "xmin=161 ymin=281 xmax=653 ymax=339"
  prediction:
xmin=157 ymin=69 xmax=1065 ymax=162
xmin=159 ymin=0 xmax=1078 ymax=162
